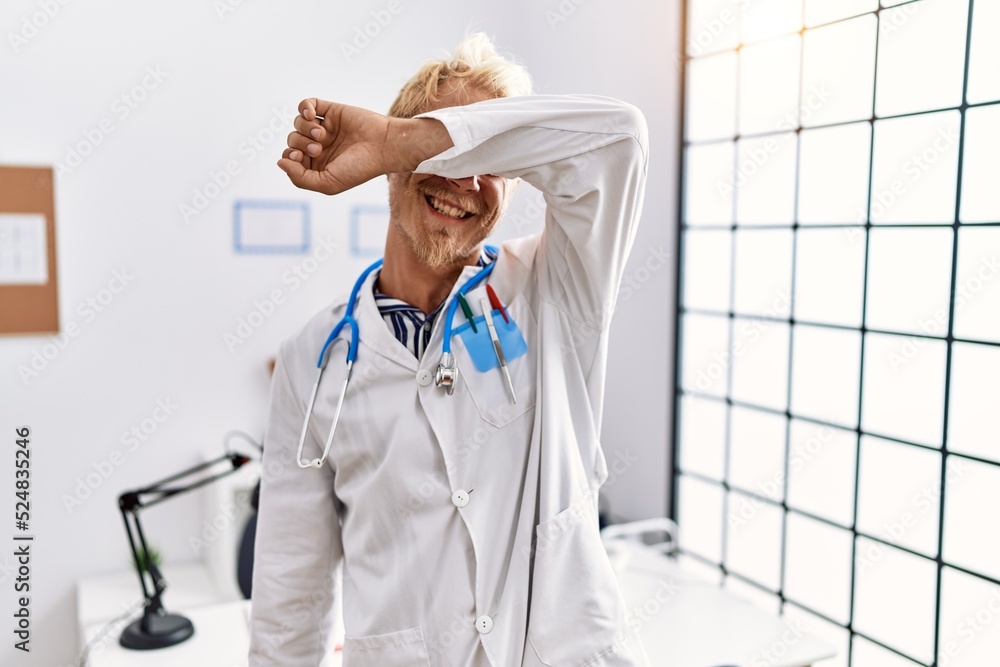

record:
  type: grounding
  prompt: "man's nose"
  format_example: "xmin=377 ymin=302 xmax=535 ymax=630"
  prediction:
xmin=446 ymin=175 xmax=480 ymax=192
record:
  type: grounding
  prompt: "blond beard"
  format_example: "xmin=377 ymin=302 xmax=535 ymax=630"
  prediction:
xmin=389 ymin=181 xmax=495 ymax=270
xmin=396 ymin=220 xmax=476 ymax=270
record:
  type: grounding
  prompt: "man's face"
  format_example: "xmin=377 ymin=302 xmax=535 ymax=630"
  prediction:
xmin=387 ymin=82 xmax=517 ymax=270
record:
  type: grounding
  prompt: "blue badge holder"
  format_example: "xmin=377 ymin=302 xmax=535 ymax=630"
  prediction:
xmin=453 ymin=309 xmax=528 ymax=372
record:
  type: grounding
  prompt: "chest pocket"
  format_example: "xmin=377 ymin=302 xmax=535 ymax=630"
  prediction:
xmin=451 ymin=293 xmax=537 ymax=428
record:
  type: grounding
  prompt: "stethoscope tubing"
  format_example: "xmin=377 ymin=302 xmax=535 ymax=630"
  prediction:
xmin=296 ymin=247 xmax=497 ymax=469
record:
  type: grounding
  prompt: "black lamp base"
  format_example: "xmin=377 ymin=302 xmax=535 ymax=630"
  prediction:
xmin=120 ymin=612 xmax=194 ymax=650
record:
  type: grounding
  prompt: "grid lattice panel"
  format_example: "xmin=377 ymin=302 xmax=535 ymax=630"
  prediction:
xmin=673 ymin=1 xmax=1000 ymax=665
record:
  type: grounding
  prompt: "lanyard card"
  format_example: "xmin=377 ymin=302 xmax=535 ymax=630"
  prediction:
xmin=453 ymin=309 xmax=528 ymax=373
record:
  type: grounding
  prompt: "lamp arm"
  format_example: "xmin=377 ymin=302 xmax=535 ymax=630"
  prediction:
xmin=115 ymin=452 xmax=252 ymax=618
xmin=119 ymin=506 xmax=153 ymax=604
xmin=128 ymin=452 xmax=249 ymax=502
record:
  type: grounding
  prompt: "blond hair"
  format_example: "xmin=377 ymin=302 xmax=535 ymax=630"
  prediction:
xmin=388 ymin=33 xmax=533 ymax=119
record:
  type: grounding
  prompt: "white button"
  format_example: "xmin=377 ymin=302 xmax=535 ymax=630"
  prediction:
xmin=475 ymin=615 xmax=493 ymax=634
xmin=416 ymin=369 xmax=433 ymax=386
xmin=451 ymin=490 xmax=470 ymax=508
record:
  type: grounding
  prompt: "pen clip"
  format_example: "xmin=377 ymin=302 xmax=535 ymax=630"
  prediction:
xmin=486 ymin=285 xmax=509 ymax=324
xmin=457 ymin=293 xmax=478 ymax=333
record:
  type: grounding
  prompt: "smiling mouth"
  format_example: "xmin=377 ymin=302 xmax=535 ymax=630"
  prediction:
xmin=424 ymin=194 xmax=474 ymax=220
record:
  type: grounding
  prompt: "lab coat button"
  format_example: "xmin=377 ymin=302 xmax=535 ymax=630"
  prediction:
xmin=451 ymin=490 xmax=470 ymax=508
xmin=475 ymin=615 xmax=493 ymax=634
xmin=416 ymin=369 xmax=433 ymax=386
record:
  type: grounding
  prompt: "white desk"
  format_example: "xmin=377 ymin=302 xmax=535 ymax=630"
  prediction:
xmin=76 ymin=561 xmax=344 ymax=667
xmin=79 ymin=549 xmax=833 ymax=667
xmin=76 ymin=561 xmax=230 ymax=632
xmin=613 ymin=543 xmax=835 ymax=667
xmin=81 ymin=601 xmax=256 ymax=667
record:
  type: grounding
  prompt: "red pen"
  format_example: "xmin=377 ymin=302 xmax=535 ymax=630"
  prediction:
xmin=486 ymin=285 xmax=509 ymax=324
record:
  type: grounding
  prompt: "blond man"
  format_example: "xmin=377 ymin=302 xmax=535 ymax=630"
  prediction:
xmin=249 ymin=33 xmax=650 ymax=667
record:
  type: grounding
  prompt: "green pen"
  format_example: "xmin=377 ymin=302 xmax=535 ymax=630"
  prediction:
xmin=457 ymin=293 xmax=478 ymax=333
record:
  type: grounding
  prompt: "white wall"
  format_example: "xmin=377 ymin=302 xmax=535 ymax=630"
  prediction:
xmin=0 ymin=0 xmax=681 ymax=664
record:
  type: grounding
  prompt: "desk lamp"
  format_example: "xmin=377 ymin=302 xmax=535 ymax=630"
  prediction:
xmin=117 ymin=452 xmax=250 ymax=649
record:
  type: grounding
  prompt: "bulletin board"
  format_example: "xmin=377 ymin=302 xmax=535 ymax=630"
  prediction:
xmin=0 ymin=166 xmax=59 ymax=335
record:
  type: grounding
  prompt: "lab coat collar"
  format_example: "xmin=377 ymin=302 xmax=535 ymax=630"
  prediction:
xmin=355 ymin=269 xmax=422 ymax=372
xmin=352 ymin=258 xmax=490 ymax=374
xmin=419 ymin=262 xmax=486 ymax=371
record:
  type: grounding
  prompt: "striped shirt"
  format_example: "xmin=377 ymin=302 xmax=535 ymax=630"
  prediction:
xmin=374 ymin=247 xmax=497 ymax=359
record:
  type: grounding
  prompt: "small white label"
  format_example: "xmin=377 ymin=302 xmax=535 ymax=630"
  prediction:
xmin=0 ymin=213 xmax=48 ymax=285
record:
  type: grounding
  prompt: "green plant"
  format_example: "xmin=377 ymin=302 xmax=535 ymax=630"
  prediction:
xmin=130 ymin=546 xmax=162 ymax=574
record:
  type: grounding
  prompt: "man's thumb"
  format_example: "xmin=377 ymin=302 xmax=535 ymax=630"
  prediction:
xmin=277 ymin=158 xmax=336 ymax=195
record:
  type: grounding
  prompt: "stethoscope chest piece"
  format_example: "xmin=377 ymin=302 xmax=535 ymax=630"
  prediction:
xmin=434 ymin=352 xmax=458 ymax=395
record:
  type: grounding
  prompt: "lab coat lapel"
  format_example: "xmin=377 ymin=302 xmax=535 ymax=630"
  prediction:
xmin=421 ymin=263 xmax=488 ymax=369
xmin=355 ymin=270 xmax=420 ymax=373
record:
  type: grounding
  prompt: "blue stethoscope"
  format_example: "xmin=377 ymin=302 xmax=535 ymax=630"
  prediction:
xmin=296 ymin=246 xmax=499 ymax=469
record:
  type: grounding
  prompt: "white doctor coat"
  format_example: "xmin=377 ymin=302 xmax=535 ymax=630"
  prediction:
xmin=249 ymin=94 xmax=650 ymax=667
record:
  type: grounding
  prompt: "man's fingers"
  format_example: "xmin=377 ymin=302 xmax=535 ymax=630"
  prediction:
xmin=286 ymin=131 xmax=319 ymax=156
xmin=277 ymin=158 xmax=339 ymax=195
xmin=281 ymin=146 xmax=310 ymax=171
xmin=298 ymin=98 xmax=317 ymax=121
xmin=310 ymin=99 xmax=338 ymax=120
xmin=293 ymin=114 xmax=324 ymax=141
xmin=276 ymin=157 xmax=314 ymax=188
xmin=298 ymin=98 xmax=337 ymax=122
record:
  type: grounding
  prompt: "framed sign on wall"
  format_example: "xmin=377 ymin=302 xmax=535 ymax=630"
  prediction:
xmin=0 ymin=166 xmax=59 ymax=335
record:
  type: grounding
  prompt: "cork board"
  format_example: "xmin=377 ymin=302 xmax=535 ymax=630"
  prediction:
xmin=0 ymin=166 xmax=59 ymax=334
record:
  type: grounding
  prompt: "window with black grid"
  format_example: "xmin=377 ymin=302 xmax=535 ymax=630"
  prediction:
xmin=672 ymin=1 xmax=1000 ymax=665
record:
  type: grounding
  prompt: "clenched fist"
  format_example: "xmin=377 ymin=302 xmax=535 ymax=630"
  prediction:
xmin=277 ymin=98 xmax=453 ymax=196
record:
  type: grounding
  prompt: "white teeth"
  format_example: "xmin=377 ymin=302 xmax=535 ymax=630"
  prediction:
xmin=428 ymin=195 xmax=469 ymax=219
